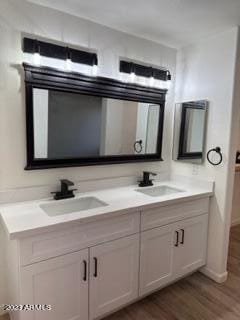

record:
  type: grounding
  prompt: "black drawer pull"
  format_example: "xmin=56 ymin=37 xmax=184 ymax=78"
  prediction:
xmin=175 ymin=231 xmax=179 ymax=247
xmin=180 ymin=229 xmax=185 ymax=244
xmin=93 ymin=257 xmax=98 ymax=277
xmin=83 ymin=260 xmax=87 ymax=281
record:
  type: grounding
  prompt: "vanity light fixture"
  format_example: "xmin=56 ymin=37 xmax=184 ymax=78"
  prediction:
xmin=167 ymin=70 xmax=172 ymax=81
xmin=130 ymin=72 xmax=135 ymax=82
xmin=149 ymin=76 xmax=155 ymax=87
xmin=92 ymin=64 xmax=98 ymax=76
xmin=129 ymin=63 xmax=136 ymax=82
xmin=33 ymin=39 xmax=41 ymax=66
xmin=166 ymin=70 xmax=172 ymax=89
xmin=23 ymin=37 xmax=98 ymax=69
xmin=119 ymin=60 xmax=172 ymax=88
xmin=149 ymin=67 xmax=155 ymax=87
xmin=91 ymin=54 xmax=98 ymax=76
xmin=65 ymin=47 xmax=72 ymax=71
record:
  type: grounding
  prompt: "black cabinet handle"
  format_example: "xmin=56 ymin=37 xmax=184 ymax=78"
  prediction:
xmin=83 ymin=260 xmax=87 ymax=281
xmin=180 ymin=229 xmax=185 ymax=244
xmin=175 ymin=231 xmax=179 ymax=247
xmin=93 ymin=257 xmax=98 ymax=277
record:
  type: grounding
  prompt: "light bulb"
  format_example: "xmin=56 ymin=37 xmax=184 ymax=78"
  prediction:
xmin=166 ymin=71 xmax=172 ymax=89
xmin=149 ymin=76 xmax=154 ymax=87
xmin=119 ymin=72 xmax=127 ymax=82
xmin=92 ymin=64 xmax=98 ymax=76
xmin=129 ymin=72 xmax=135 ymax=82
xmin=65 ymin=58 xmax=72 ymax=71
xmin=33 ymin=52 xmax=41 ymax=66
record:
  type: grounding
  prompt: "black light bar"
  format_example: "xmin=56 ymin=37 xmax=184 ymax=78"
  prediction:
xmin=119 ymin=60 xmax=171 ymax=81
xmin=23 ymin=38 xmax=98 ymax=66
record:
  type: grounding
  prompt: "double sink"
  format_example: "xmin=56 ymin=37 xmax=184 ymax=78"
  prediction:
xmin=40 ymin=185 xmax=184 ymax=217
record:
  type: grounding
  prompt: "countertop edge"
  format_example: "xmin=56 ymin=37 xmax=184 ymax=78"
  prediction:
xmin=5 ymin=191 xmax=213 ymax=240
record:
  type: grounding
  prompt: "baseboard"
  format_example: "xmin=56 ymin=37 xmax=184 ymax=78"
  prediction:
xmin=231 ymin=217 xmax=240 ymax=226
xmin=200 ymin=267 xmax=228 ymax=283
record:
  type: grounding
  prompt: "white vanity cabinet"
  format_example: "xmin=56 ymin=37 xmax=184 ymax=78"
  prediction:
xmin=19 ymin=235 xmax=139 ymax=320
xmin=4 ymin=196 xmax=210 ymax=320
xmin=20 ymin=249 xmax=89 ymax=320
xmin=89 ymin=234 xmax=139 ymax=320
xmin=7 ymin=212 xmax=140 ymax=320
xmin=139 ymin=213 xmax=208 ymax=296
xmin=139 ymin=223 xmax=175 ymax=295
xmin=172 ymin=214 xmax=208 ymax=278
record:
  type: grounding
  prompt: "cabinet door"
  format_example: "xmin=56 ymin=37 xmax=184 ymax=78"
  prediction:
xmin=20 ymin=250 xmax=89 ymax=320
xmin=173 ymin=214 xmax=208 ymax=278
xmin=89 ymin=234 xmax=139 ymax=320
xmin=139 ymin=224 xmax=175 ymax=296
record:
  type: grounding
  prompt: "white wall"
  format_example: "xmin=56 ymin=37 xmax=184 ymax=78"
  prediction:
xmin=121 ymin=101 xmax=139 ymax=154
xmin=136 ymin=103 xmax=149 ymax=154
xmin=146 ymin=105 xmax=160 ymax=153
xmin=101 ymin=98 xmax=124 ymax=155
xmin=33 ymin=88 xmax=49 ymax=158
xmin=173 ymin=27 xmax=240 ymax=281
xmin=187 ymin=109 xmax=205 ymax=152
xmin=0 ymin=0 xmax=176 ymax=309
xmin=101 ymin=99 xmax=139 ymax=155
xmin=0 ymin=0 xmax=176 ymax=192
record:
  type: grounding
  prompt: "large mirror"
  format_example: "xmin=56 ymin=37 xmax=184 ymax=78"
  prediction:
xmin=24 ymin=64 xmax=166 ymax=169
xmin=33 ymin=89 xmax=161 ymax=158
xmin=173 ymin=100 xmax=208 ymax=162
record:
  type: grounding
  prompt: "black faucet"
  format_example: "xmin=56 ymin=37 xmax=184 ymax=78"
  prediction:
xmin=138 ymin=171 xmax=157 ymax=187
xmin=51 ymin=179 xmax=77 ymax=200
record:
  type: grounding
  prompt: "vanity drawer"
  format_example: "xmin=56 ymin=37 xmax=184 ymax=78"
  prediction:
xmin=141 ymin=198 xmax=209 ymax=231
xmin=19 ymin=212 xmax=140 ymax=266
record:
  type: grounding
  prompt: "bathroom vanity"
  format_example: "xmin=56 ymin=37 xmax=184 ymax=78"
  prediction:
xmin=1 ymin=178 xmax=213 ymax=320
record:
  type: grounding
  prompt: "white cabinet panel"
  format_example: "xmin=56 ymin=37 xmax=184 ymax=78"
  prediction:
xmin=141 ymin=198 xmax=209 ymax=231
xmin=139 ymin=224 xmax=175 ymax=296
xmin=20 ymin=250 xmax=89 ymax=320
xmin=139 ymin=214 xmax=208 ymax=296
xmin=173 ymin=214 xmax=208 ymax=277
xmin=20 ymin=212 xmax=140 ymax=265
xmin=89 ymin=234 xmax=139 ymax=320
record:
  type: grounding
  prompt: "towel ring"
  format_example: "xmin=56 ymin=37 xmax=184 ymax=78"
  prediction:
xmin=207 ymin=147 xmax=223 ymax=166
xmin=134 ymin=140 xmax=143 ymax=153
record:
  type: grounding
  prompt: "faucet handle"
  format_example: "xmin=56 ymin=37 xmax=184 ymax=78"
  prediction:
xmin=139 ymin=171 xmax=157 ymax=187
xmin=60 ymin=179 xmax=74 ymax=187
xmin=51 ymin=179 xmax=77 ymax=200
xmin=149 ymin=171 xmax=157 ymax=176
xmin=143 ymin=171 xmax=157 ymax=177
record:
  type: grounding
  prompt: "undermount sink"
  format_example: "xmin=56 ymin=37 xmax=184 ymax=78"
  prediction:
xmin=40 ymin=197 xmax=108 ymax=217
xmin=135 ymin=185 xmax=185 ymax=197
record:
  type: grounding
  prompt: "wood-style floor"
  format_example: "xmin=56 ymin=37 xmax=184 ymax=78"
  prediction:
xmin=1 ymin=225 xmax=240 ymax=320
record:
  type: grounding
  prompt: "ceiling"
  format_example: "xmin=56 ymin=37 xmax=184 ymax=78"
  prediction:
xmin=26 ymin=0 xmax=240 ymax=48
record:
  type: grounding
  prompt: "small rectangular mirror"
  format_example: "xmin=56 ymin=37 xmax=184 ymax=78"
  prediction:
xmin=173 ymin=100 xmax=208 ymax=163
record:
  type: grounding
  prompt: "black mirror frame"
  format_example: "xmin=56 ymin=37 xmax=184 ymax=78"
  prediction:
xmin=23 ymin=63 xmax=167 ymax=170
xmin=177 ymin=101 xmax=208 ymax=160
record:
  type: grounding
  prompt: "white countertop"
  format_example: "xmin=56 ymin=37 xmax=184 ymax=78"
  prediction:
xmin=0 ymin=178 xmax=214 ymax=240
